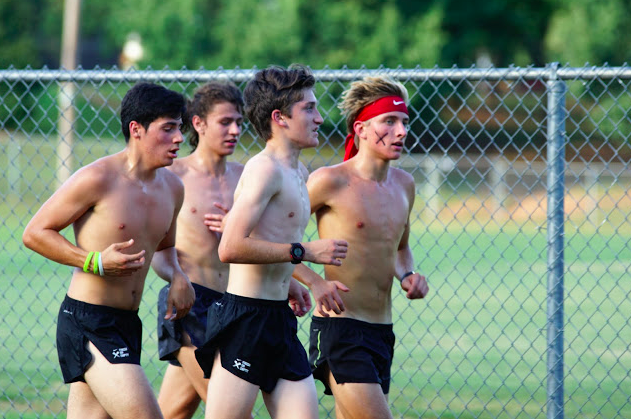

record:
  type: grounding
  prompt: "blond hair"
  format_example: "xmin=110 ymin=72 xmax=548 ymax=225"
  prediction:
xmin=338 ymin=76 xmax=409 ymax=134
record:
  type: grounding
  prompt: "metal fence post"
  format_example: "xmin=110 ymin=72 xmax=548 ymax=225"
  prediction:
xmin=546 ymin=63 xmax=566 ymax=419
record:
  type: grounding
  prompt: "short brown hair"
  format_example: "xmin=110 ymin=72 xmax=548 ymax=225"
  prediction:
xmin=182 ymin=82 xmax=244 ymax=151
xmin=244 ymin=64 xmax=316 ymax=141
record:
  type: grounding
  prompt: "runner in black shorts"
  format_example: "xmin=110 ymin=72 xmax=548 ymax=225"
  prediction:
xmin=195 ymin=293 xmax=311 ymax=393
xmin=57 ymin=295 xmax=143 ymax=383
xmin=309 ymin=316 xmax=395 ymax=395
xmin=292 ymin=76 xmax=429 ymax=419
xmin=158 ymin=283 xmax=223 ymax=366
xmin=22 ymin=82 xmax=195 ymax=419
xmin=149 ymin=81 xmax=246 ymax=419
xmin=196 ymin=65 xmax=348 ymax=419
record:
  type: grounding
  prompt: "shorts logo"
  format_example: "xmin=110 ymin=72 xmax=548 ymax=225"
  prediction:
xmin=215 ymin=302 xmax=223 ymax=307
xmin=62 ymin=309 xmax=73 ymax=315
xmin=233 ymin=358 xmax=251 ymax=373
xmin=112 ymin=347 xmax=129 ymax=359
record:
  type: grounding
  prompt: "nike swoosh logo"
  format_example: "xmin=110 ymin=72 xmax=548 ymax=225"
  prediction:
xmin=393 ymin=100 xmax=405 ymax=105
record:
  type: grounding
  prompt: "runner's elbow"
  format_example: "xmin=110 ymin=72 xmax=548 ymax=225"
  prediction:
xmin=218 ymin=240 xmax=237 ymax=263
xmin=22 ymin=227 xmax=37 ymax=251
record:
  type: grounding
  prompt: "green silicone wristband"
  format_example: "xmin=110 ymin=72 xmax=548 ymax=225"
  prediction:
xmin=83 ymin=251 xmax=94 ymax=273
xmin=93 ymin=252 xmax=100 ymax=274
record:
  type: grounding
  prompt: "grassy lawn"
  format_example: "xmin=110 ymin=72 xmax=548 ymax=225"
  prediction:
xmin=2 ymin=215 xmax=630 ymax=418
xmin=1 ymin=135 xmax=629 ymax=418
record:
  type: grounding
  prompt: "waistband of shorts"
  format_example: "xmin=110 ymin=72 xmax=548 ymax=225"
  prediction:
xmin=62 ymin=294 xmax=139 ymax=316
xmin=191 ymin=282 xmax=224 ymax=300
xmin=311 ymin=315 xmax=393 ymax=331
xmin=223 ymin=292 xmax=289 ymax=308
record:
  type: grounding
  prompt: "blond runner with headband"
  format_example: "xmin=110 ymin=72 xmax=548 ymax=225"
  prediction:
xmin=343 ymin=95 xmax=408 ymax=161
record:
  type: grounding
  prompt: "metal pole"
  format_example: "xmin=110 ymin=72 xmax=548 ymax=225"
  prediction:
xmin=4 ymin=66 xmax=631 ymax=84
xmin=57 ymin=0 xmax=81 ymax=185
xmin=546 ymin=64 xmax=566 ymax=419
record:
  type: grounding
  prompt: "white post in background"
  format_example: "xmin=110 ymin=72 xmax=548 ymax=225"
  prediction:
xmin=9 ymin=139 xmax=21 ymax=195
xmin=585 ymin=165 xmax=603 ymax=230
xmin=490 ymin=155 xmax=509 ymax=212
xmin=57 ymin=0 xmax=81 ymax=186
xmin=421 ymin=154 xmax=454 ymax=221
xmin=1 ymin=131 xmax=21 ymax=196
xmin=421 ymin=156 xmax=440 ymax=219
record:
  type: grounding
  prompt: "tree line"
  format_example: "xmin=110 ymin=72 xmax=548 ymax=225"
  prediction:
xmin=2 ymin=0 xmax=630 ymax=69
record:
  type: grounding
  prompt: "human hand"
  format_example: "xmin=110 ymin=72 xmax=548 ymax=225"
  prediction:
xmin=204 ymin=202 xmax=230 ymax=233
xmin=164 ymin=274 xmax=195 ymax=320
xmin=401 ymin=273 xmax=429 ymax=299
xmin=288 ymin=278 xmax=312 ymax=317
xmin=304 ymin=239 xmax=348 ymax=266
xmin=311 ymin=279 xmax=349 ymax=317
xmin=100 ymin=239 xmax=146 ymax=276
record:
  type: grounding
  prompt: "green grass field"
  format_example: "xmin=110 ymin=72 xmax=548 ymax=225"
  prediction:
xmin=1 ymin=134 xmax=630 ymax=418
xmin=2 ymin=214 xmax=630 ymax=418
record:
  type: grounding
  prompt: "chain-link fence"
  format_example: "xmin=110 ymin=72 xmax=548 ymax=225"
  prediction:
xmin=1 ymin=66 xmax=630 ymax=419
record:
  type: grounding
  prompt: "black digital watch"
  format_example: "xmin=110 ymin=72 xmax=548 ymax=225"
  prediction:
xmin=289 ymin=242 xmax=305 ymax=264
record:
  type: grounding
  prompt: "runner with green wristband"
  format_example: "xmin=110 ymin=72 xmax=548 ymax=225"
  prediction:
xmin=22 ymin=82 xmax=196 ymax=419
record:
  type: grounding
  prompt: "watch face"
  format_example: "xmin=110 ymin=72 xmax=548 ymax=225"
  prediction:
xmin=291 ymin=243 xmax=305 ymax=263
xmin=292 ymin=246 xmax=304 ymax=258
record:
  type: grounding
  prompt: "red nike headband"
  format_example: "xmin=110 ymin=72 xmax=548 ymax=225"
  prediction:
xmin=344 ymin=95 xmax=408 ymax=161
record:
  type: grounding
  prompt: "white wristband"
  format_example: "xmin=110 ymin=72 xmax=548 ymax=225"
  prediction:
xmin=98 ymin=253 xmax=104 ymax=276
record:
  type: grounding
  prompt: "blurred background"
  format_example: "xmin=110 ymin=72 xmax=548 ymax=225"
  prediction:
xmin=2 ymin=0 xmax=631 ymax=70
xmin=2 ymin=1 xmax=631 ymax=419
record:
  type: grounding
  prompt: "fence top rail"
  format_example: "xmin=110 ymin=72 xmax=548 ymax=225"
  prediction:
xmin=2 ymin=65 xmax=631 ymax=83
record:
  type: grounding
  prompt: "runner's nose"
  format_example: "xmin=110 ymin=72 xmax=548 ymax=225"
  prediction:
xmin=314 ymin=108 xmax=324 ymax=125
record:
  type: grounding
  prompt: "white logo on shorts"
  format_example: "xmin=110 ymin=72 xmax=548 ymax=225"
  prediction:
xmin=63 ymin=309 xmax=73 ymax=315
xmin=233 ymin=358 xmax=251 ymax=373
xmin=112 ymin=347 xmax=129 ymax=358
xmin=215 ymin=302 xmax=223 ymax=307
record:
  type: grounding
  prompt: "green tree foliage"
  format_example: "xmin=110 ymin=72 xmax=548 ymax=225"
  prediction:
xmin=297 ymin=0 xmax=403 ymax=67
xmin=294 ymin=0 xmax=445 ymax=68
xmin=441 ymin=0 xmax=554 ymax=66
xmin=400 ymin=3 xmax=446 ymax=67
xmin=85 ymin=0 xmax=449 ymax=69
xmin=209 ymin=0 xmax=302 ymax=68
xmin=101 ymin=0 xmax=220 ymax=69
xmin=545 ymin=0 xmax=631 ymax=65
xmin=1 ymin=0 xmax=630 ymax=70
xmin=0 ymin=0 xmax=62 ymax=67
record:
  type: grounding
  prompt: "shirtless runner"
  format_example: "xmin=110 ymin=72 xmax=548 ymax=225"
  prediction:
xmin=293 ymin=76 xmax=430 ymax=419
xmin=22 ymin=82 xmax=196 ymax=419
xmin=152 ymin=81 xmax=311 ymax=419
xmin=194 ymin=64 xmax=348 ymax=419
